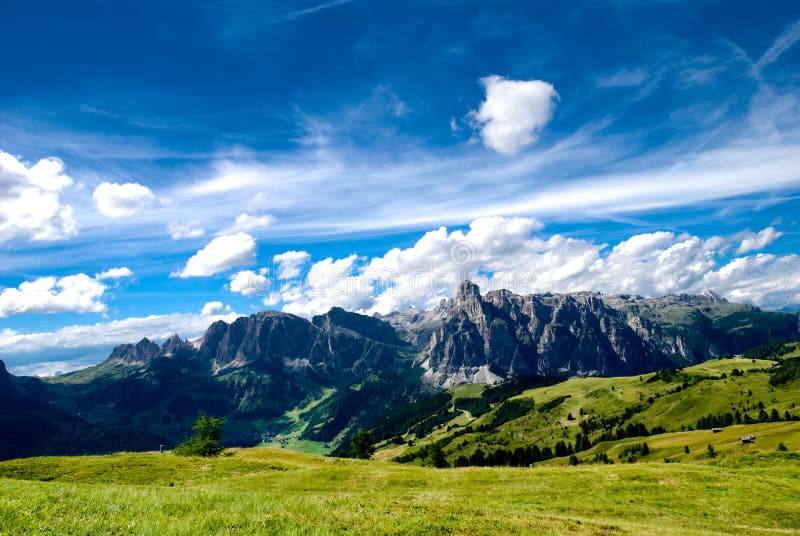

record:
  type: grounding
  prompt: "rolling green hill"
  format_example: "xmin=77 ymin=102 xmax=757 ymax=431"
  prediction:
xmin=369 ymin=344 xmax=800 ymax=468
xmin=1 ymin=448 xmax=799 ymax=534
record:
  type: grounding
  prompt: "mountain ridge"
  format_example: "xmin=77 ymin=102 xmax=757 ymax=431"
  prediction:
xmin=2 ymin=282 xmax=798 ymax=459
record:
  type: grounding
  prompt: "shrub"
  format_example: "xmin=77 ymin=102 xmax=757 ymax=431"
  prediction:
xmin=174 ymin=414 xmax=226 ymax=457
xmin=349 ymin=430 xmax=376 ymax=459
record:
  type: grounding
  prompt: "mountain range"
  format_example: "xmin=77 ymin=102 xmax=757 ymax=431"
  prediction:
xmin=1 ymin=281 xmax=798 ymax=459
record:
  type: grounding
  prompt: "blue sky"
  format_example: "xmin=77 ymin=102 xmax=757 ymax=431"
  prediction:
xmin=1 ymin=0 xmax=800 ymax=375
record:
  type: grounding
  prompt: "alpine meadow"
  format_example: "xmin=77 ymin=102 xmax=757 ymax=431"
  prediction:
xmin=2 ymin=1 xmax=800 ymax=535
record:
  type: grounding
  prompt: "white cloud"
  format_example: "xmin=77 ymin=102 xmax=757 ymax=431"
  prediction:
xmin=4 ymin=219 xmax=800 ymax=373
xmin=470 ymin=75 xmax=559 ymax=155
xmin=735 ymin=226 xmax=782 ymax=254
xmin=264 ymin=217 xmax=800 ymax=316
xmin=159 ymin=97 xmax=800 ymax=243
xmin=168 ymin=221 xmax=205 ymax=240
xmin=274 ymin=0 xmax=353 ymax=22
xmin=0 ymin=309 xmax=243 ymax=367
xmin=755 ymin=18 xmax=800 ymax=71
xmin=93 ymin=181 xmax=157 ymax=218
xmin=245 ymin=192 xmax=272 ymax=212
xmin=0 ymin=150 xmax=77 ymax=242
xmin=262 ymin=292 xmax=282 ymax=307
xmin=201 ymin=301 xmax=232 ymax=315
xmin=219 ymin=213 xmax=275 ymax=235
xmin=173 ymin=232 xmax=256 ymax=278
xmin=95 ymin=267 xmax=134 ymax=280
xmin=9 ymin=356 xmax=101 ymax=377
xmin=273 ymin=250 xmax=311 ymax=279
xmin=228 ymin=269 xmax=270 ymax=296
xmin=596 ymin=67 xmax=649 ymax=88
xmin=0 ymin=274 xmax=107 ymax=317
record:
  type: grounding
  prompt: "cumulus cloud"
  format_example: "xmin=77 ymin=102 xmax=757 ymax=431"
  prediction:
xmin=93 ymin=181 xmax=157 ymax=218
xmin=0 ymin=150 xmax=77 ymax=242
xmin=173 ymin=232 xmax=256 ymax=278
xmin=470 ymin=75 xmax=559 ymax=155
xmin=229 ymin=269 xmax=270 ymax=296
xmin=168 ymin=221 xmax=205 ymax=240
xmin=735 ymin=226 xmax=782 ymax=254
xmin=95 ymin=267 xmax=134 ymax=280
xmin=218 ymin=213 xmax=275 ymax=235
xmin=273 ymin=250 xmax=311 ymax=279
xmin=0 ymin=274 xmax=107 ymax=317
xmin=201 ymin=301 xmax=232 ymax=315
xmin=258 ymin=217 xmax=800 ymax=316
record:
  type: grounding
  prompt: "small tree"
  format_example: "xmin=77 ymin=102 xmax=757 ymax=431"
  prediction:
xmin=684 ymin=445 xmax=690 ymax=454
xmin=706 ymin=444 xmax=716 ymax=459
xmin=175 ymin=413 xmax=226 ymax=457
xmin=349 ymin=430 xmax=376 ymax=459
xmin=426 ymin=443 xmax=449 ymax=468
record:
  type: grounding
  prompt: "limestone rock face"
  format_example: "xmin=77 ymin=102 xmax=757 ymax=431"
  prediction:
xmin=402 ymin=281 xmax=799 ymax=388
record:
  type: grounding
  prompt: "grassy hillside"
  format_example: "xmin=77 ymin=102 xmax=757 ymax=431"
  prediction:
xmin=1 ymin=448 xmax=799 ymax=535
xmin=372 ymin=347 xmax=800 ymax=467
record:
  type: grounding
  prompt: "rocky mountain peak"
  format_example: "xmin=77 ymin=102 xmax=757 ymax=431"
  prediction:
xmin=421 ymin=286 xmax=800 ymax=388
xmin=702 ymin=289 xmax=727 ymax=303
xmin=108 ymin=337 xmax=162 ymax=366
xmin=161 ymin=334 xmax=192 ymax=358
xmin=455 ymin=280 xmax=481 ymax=302
xmin=312 ymin=307 xmax=407 ymax=346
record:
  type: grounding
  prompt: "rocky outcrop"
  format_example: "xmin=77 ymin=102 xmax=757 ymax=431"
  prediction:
xmin=107 ymin=338 xmax=161 ymax=366
xmin=409 ymin=281 xmax=799 ymax=388
xmin=104 ymin=308 xmax=410 ymax=382
xmin=420 ymin=282 xmax=665 ymax=388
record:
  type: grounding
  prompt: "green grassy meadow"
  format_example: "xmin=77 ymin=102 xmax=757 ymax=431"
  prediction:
xmin=374 ymin=356 xmax=800 ymax=465
xmin=1 ymin=447 xmax=800 ymax=535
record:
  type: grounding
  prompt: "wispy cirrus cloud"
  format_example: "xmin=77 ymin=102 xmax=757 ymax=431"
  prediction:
xmin=755 ymin=18 xmax=800 ymax=71
xmin=274 ymin=0 xmax=355 ymax=22
xmin=596 ymin=66 xmax=649 ymax=88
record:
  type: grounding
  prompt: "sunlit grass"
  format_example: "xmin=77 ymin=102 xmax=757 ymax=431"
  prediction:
xmin=1 ymin=447 xmax=799 ymax=534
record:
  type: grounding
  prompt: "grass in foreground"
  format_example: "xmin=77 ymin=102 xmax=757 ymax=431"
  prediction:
xmin=1 ymin=448 xmax=800 ymax=535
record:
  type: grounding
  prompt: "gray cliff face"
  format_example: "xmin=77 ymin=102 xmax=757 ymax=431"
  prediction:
xmin=105 ymin=308 xmax=410 ymax=382
xmin=407 ymin=281 xmax=799 ymax=388
xmin=420 ymin=282 xmax=665 ymax=388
